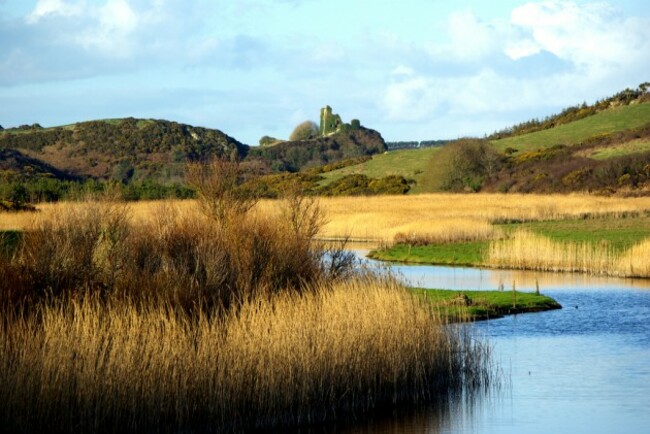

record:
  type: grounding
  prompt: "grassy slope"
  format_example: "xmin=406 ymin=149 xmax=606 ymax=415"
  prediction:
xmin=410 ymin=288 xmax=561 ymax=321
xmin=492 ymin=103 xmax=650 ymax=153
xmin=370 ymin=215 xmax=650 ymax=265
xmin=319 ymin=147 xmax=440 ymax=193
xmin=583 ymin=137 xmax=650 ymax=160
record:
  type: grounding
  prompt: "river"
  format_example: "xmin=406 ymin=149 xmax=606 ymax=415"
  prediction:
xmin=336 ymin=249 xmax=650 ymax=434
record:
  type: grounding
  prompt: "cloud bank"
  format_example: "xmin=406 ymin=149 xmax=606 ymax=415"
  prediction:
xmin=0 ymin=0 xmax=648 ymax=144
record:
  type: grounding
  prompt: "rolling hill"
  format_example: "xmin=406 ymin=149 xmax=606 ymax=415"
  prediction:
xmin=319 ymin=100 xmax=650 ymax=195
xmin=2 ymin=85 xmax=649 ymax=201
xmin=0 ymin=118 xmax=247 ymax=183
xmin=0 ymin=117 xmax=389 ymax=201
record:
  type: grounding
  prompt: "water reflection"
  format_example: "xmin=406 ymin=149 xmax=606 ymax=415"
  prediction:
xmin=277 ymin=389 xmax=498 ymax=434
xmin=341 ymin=248 xmax=650 ymax=434
xmin=391 ymin=264 xmax=650 ymax=292
xmin=350 ymin=247 xmax=650 ymax=292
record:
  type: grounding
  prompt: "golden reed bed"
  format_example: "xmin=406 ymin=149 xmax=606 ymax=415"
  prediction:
xmin=3 ymin=193 xmax=650 ymax=277
xmin=4 ymin=193 xmax=650 ymax=242
xmin=488 ymin=230 xmax=650 ymax=278
xmin=1 ymin=279 xmax=487 ymax=433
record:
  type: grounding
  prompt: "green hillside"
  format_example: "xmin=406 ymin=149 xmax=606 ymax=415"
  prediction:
xmin=319 ymin=100 xmax=650 ymax=195
xmin=492 ymin=103 xmax=650 ymax=153
xmin=319 ymin=147 xmax=440 ymax=193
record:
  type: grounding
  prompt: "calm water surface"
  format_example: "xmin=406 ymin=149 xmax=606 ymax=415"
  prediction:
xmin=337 ymin=251 xmax=650 ymax=434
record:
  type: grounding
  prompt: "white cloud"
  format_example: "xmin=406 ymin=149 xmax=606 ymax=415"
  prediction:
xmin=78 ymin=0 xmax=139 ymax=55
xmin=510 ymin=0 xmax=650 ymax=71
xmin=504 ymin=39 xmax=541 ymax=60
xmin=26 ymin=0 xmax=84 ymax=24
xmin=383 ymin=75 xmax=435 ymax=121
xmin=443 ymin=9 xmax=502 ymax=61
xmin=382 ymin=0 xmax=650 ymax=131
xmin=391 ymin=65 xmax=414 ymax=77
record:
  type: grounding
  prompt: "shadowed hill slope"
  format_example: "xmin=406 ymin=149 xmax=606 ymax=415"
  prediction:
xmin=0 ymin=118 xmax=246 ymax=183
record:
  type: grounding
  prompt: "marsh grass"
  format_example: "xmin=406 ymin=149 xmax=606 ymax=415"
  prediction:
xmin=313 ymin=193 xmax=650 ymax=242
xmin=0 ymin=278 xmax=491 ymax=433
xmin=5 ymin=194 xmax=650 ymax=241
xmin=488 ymin=230 xmax=650 ymax=277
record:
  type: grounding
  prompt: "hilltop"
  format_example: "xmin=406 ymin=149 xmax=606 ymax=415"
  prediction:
xmin=0 ymin=118 xmax=247 ymax=182
xmin=0 ymin=113 xmax=389 ymax=201
xmin=247 ymin=127 xmax=385 ymax=172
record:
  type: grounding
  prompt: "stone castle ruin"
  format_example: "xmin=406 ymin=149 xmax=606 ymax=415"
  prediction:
xmin=319 ymin=106 xmax=361 ymax=136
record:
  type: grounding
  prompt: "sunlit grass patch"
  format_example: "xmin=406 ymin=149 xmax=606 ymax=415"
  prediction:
xmin=487 ymin=230 xmax=650 ymax=278
xmin=492 ymin=103 xmax=650 ymax=152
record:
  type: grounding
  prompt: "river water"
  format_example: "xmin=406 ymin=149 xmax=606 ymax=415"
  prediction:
xmin=338 ymin=250 xmax=650 ymax=434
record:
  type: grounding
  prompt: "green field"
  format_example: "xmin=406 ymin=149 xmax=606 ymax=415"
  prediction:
xmin=501 ymin=215 xmax=650 ymax=251
xmin=319 ymin=147 xmax=440 ymax=193
xmin=493 ymin=103 xmax=650 ymax=152
xmin=370 ymin=214 xmax=650 ymax=265
xmin=321 ymin=103 xmax=650 ymax=193
xmin=409 ymin=288 xmax=561 ymax=321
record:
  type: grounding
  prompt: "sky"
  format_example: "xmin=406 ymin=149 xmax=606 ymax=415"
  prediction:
xmin=0 ymin=0 xmax=648 ymax=145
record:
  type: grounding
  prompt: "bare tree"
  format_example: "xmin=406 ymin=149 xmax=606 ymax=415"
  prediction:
xmin=185 ymin=158 xmax=258 ymax=224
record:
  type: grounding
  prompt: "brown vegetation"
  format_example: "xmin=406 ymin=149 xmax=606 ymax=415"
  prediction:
xmin=485 ymin=124 xmax=650 ymax=195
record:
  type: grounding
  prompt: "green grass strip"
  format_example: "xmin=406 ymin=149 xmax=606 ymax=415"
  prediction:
xmin=410 ymin=288 xmax=562 ymax=321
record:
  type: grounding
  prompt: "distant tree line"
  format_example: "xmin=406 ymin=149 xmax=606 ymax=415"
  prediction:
xmin=0 ymin=177 xmax=196 ymax=206
xmin=385 ymin=140 xmax=449 ymax=150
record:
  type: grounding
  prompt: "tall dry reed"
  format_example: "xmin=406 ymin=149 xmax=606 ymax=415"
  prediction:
xmin=0 ymin=279 xmax=491 ymax=433
xmin=487 ymin=230 xmax=650 ymax=277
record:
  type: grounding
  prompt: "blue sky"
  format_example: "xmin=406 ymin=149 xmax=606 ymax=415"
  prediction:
xmin=0 ymin=0 xmax=648 ymax=145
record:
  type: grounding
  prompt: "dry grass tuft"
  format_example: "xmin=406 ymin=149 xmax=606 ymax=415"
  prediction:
xmin=0 ymin=195 xmax=337 ymax=311
xmin=393 ymin=218 xmax=502 ymax=245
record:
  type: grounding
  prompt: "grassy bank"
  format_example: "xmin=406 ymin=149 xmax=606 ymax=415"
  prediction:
xmin=368 ymin=213 xmax=650 ymax=277
xmin=319 ymin=147 xmax=439 ymax=193
xmin=369 ymin=241 xmax=488 ymax=266
xmin=411 ymin=288 xmax=561 ymax=321
xmin=488 ymin=230 xmax=650 ymax=277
